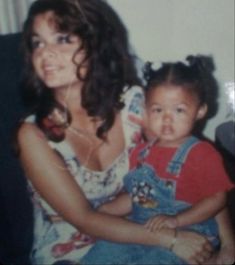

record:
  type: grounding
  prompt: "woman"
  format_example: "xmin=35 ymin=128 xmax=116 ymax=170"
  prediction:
xmin=17 ymin=0 xmax=216 ymax=264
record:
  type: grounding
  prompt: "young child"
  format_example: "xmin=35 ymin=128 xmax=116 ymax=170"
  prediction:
xmin=81 ymin=55 xmax=235 ymax=265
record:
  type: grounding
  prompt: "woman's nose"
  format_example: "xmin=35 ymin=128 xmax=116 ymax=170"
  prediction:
xmin=41 ymin=44 xmax=56 ymax=58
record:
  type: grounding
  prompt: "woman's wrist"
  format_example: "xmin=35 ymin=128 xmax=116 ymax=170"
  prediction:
xmin=169 ymin=229 xmax=178 ymax=251
xmin=175 ymin=215 xmax=180 ymax=227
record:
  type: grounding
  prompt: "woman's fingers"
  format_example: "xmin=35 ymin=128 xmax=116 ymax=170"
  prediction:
xmin=190 ymin=241 xmax=213 ymax=265
xmin=172 ymin=230 xmax=214 ymax=265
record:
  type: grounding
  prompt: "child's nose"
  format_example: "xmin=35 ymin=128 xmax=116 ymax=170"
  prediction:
xmin=163 ymin=112 xmax=173 ymax=122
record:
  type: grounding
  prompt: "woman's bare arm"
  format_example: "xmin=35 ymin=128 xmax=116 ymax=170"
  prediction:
xmin=98 ymin=193 xmax=132 ymax=216
xmin=17 ymin=123 xmax=213 ymax=264
xmin=17 ymin=123 xmax=170 ymax=244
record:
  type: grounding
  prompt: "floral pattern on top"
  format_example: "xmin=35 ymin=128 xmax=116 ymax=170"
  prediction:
xmin=26 ymin=85 xmax=145 ymax=265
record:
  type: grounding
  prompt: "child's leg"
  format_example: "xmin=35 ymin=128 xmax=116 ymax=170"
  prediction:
xmin=80 ymin=239 xmax=187 ymax=265
xmin=137 ymin=246 xmax=187 ymax=265
xmin=80 ymin=240 xmax=142 ymax=265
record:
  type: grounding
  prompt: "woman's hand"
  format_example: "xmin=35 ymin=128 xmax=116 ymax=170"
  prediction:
xmin=204 ymin=245 xmax=235 ymax=265
xmin=172 ymin=230 xmax=213 ymax=265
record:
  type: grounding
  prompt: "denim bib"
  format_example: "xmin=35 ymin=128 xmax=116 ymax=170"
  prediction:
xmin=124 ymin=136 xmax=219 ymax=248
xmin=81 ymin=137 xmax=220 ymax=265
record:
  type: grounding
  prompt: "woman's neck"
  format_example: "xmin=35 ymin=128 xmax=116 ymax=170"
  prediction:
xmin=54 ymin=83 xmax=83 ymax=114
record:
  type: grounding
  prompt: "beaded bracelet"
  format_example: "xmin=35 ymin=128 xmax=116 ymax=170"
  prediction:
xmin=169 ymin=229 xmax=178 ymax=251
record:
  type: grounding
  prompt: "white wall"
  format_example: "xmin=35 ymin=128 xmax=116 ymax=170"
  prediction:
xmin=0 ymin=0 xmax=34 ymax=34
xmin=108 ymin=0 xmax=235 ymax=140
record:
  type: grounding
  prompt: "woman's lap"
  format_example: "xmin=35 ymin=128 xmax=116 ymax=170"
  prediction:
xmin=80 ymin=240 xmax=186 ymax=265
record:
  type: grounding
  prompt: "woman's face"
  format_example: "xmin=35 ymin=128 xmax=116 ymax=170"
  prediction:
xmin=31 ymin=11 xmax=86 ymax=90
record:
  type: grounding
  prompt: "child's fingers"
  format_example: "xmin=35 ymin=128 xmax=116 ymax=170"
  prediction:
xmin=165 ymin=218 xmax=177 ymax=228
xmin=145 ymin=215 xmax=174 ymax=231
xmin=145 ymin=218 xmax=168 ymax=232
xmin=149 ymin=220 xmax=159 ymax=232
xmin=145 ymin=218 xmax=160 ymax=231
xmin=144 ymin=219 xmax=154 ymax=230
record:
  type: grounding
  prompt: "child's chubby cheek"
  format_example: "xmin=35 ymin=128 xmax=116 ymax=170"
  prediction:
xmin=143 ymin=127 xmax=158 ymax=141
xmin=141 ymin=111 xmax=158 ymax=141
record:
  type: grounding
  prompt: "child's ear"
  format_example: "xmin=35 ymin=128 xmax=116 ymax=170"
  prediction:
xmin=196 ymin=104 xmax=208 ymax=120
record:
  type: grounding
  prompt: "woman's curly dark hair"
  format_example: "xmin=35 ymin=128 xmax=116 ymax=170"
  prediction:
xmin=143 ymin=55 xmax=219 ymax=120
xmin=21 ymin=0 xmax=141 ymax=141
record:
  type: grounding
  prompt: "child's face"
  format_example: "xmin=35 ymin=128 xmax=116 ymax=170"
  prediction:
xmin=145 ymin=84 xmax=207 ymax=147
xmin=31 ymin=11 xmax=87 ymax=90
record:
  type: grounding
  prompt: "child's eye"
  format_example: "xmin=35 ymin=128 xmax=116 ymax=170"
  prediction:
xmin=152 ymin=107 xmax=162 ymax=113
xmin=176 ymin=107 xmax=186 ymax=113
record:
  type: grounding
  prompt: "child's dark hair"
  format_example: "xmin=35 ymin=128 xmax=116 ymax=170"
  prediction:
xmin=143 ymin=55 xmax=219 ymax=119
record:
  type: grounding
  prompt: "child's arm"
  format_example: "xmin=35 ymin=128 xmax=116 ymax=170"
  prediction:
xmin=98 ymin=192 xmax=132 ymax=216
xmin=175 ymin=191 xmax=226 ymax=228
xmin=145 ymin=191 xmax=226 ymax=231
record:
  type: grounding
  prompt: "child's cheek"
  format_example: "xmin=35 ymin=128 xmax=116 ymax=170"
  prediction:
xmin=143 ymin=122 xmax=158 ymax=141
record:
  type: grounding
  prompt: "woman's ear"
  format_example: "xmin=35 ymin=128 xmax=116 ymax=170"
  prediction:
xmin=196 ymin=104 xmax=208 ymax=120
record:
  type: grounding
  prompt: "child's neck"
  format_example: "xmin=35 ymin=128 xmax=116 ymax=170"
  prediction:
xmin=156 ymin=135 xmax=192 ymax=148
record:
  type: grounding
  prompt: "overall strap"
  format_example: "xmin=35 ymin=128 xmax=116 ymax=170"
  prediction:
xmin=167 ymin=136 xmax=200 ymax=175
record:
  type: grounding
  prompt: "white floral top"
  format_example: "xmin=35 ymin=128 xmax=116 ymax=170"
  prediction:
xmin=26 ymin=85 xmax=144 ymax=265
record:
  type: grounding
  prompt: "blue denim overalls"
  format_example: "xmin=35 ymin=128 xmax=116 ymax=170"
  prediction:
xmin=81 ymin=136 xmax=219 ymax=265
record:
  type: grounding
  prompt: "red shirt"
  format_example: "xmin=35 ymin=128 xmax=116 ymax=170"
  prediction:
xmin=129 ymin=141 xmax=234 ymax=204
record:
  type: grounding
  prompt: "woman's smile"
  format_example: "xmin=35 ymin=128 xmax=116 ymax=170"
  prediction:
xmin=41 ymin=61 xmax=64 ymax=78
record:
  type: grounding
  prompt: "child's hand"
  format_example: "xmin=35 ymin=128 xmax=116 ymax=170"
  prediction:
xmin=144 ymin=214 xmax=178 ymax=231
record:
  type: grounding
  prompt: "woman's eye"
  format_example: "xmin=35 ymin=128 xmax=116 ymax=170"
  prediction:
xmin=31 ymin=38 xmax=44 ymax=50
xmin=57 ymin=34 xmax=71 ymax=44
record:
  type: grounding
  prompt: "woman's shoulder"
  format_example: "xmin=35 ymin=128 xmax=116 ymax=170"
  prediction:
xmin=123 ymin=85 xmax=144 ymax=106
xmin=122 ymin=85 xmax=145 ymax=123
xmin=125 ymin=84 xmax=144 ymax=95
xmin=17 ymin=118 xmax=45 ymax=145
xmin=121 ymin=85 xmax=145 ymax=148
